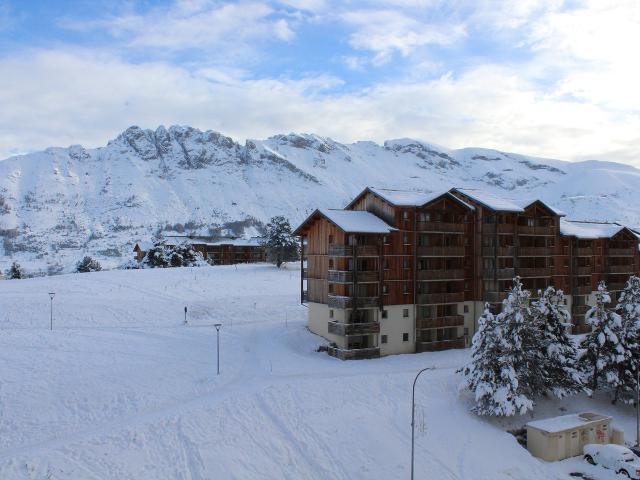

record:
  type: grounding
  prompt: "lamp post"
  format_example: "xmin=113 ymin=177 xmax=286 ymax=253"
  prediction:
xmin=214 ymin=323 xmax=222 ymax=375
xmin=48 ymin=292 xmax=55 ymax=330
xmin=184 ymin=306 xmax=188 ymax=325
xmin=411 ymin=367 xmax=433 ymax=480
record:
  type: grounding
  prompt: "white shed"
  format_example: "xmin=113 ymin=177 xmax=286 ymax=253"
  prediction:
xmin=526 ymin=412 xmax=617 ymax=461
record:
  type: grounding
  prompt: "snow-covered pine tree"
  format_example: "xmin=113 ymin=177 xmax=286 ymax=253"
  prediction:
xmin=262 ymin=216 xmax=299 ymax=268
xmin=531 ymin=286 xmax=582 ymax=398
xmin=6 ymin=261 xmax=25 ymax=279
xmin=142 ymin=242 xmax=206 ymax=268
xmin=76 ymin=256 xmax=102 ymax=273
xmin=460 ymin=278 xmax=542 ymax=416
xmin=612 ymin=275 xmax=640 ymax=403
xmin=579 ymin=281 xmax=627 ymax=395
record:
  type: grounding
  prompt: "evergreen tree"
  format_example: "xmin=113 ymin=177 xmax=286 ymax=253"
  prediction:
xmin=6 ymin=261 xmax=25 ymax=279
xmin=612 ymin=275 xmax=640 ymax=403
xmin=579 ymin=281 xmax=627 ymax=395
xmin=142 ymin=242 xmax=206 ymax=268
xmin=262 ymin=216 xmax=299 ymax=268
xmin=531 ymin=286 xmax=582 ymax=398
xmin=460 ymin=278 xmax=542 ymax=416
xmin=76 ymin=256 xmax=102 ymax=273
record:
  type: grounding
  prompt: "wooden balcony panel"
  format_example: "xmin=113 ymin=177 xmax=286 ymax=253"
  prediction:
xmin=518 ymin=246 xmax=554 ymax=257
xmin=606 ymin=264 xmax=637 ymax=274
xmin=328 ymin=245 xmax=352 ymax=256
xmin=575 ymin=247 xmax=593 ymax=256
xmin=327 ymin=346 xmax=380 ymax=360
xmin=573 ymin=305 xmax=590 ymax=314
xmin=482 ymin=268 xmax=516 ymax=280
xmin=517 ymin=225 xmax=556 ymax=236
xmin=482 ymin=246 xmax=516 ymax=257
xmin=494 ymin=224 xmax=515 ymax=234
xmin=327 ymin=270 xmax=379 ymax=283
xmin=416 ymin=221 xmax=466 ymax=233
xmin=327 ymin=295 xmax=379 ymax=309
xmin=608 ymin=283 xmax=626 ymax=291
xmin=417 ymin=269 xmax=465 ymax=281
xmin=356 ymin=245 xmax=381 ymax=257
xmin=416 ymin=246 xmax=466 ymax=257
xmin=608 ymin=248 xmax=636 ymax=257
xmin=328 ymin=321 xmax=381 ymax=336
xmin=575 ymin=266 xmax=592 ymax=276
xmin=416 ymin=292 xmax=465 ymax=304
xmin=517 ymin=267 xmax=554 ymax=277
xmin=485 ymin=291 xmax=508 ymax=303
xmin=328 ymin=245 xmax=380 ymax=257
xmin=573 ymin=286 xmax=592 ymax=295
xmin=416 ymin=339 xmax=465 ymax=352
xmin=416 ymin=316 xmax=464 ymax=329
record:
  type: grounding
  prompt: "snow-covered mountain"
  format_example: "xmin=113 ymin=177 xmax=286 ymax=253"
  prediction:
xmin=1 ymin=125 xmax=639 ymax=274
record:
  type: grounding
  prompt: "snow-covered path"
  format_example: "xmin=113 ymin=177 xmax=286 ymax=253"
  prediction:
xmin=0 ymin=265 xmax=634 ymax=479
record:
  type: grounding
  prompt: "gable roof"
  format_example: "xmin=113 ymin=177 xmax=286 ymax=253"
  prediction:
xmin=346 ymin=186 xmax=475 ymax=210
xmin=560 ymin=220 xmax=632 ymax=239
xmin=451 ymin=188 xmax=524 ymax=212
xmin=294 ymin=208 xmax=396 ymax=235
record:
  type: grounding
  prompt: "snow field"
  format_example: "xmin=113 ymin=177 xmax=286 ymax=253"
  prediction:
xmin=0 ymin=264 xmax=637 ymax=479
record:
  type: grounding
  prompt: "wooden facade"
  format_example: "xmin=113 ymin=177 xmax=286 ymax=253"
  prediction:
xmin=295 ymin=187 xmax=640 ymax=359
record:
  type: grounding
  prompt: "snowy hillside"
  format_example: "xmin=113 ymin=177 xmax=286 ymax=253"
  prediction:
xmin=0 ymin=265 xmax=636 ymax=479
xmin=1 ymin=125 xmax=640 ymax=274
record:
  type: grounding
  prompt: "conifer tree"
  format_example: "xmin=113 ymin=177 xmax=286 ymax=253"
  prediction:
xmin=612 ymin=275 xmax=640 ymax=403
xmin=6 ymin=261 xmax=24 ymax=279
xmin=531 ymin=286 xmax=582 ymax=398
xmin=580 ymin=281 xmax=626 ymax=395
xmin=262 ymin=216 xmax=299 ymax=268
xmin=76 ymin=256 xmax=102 ymax=273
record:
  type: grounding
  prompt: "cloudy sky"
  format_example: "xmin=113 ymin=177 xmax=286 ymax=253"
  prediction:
xmin=0 ymin=0 xmax=638 ymax=164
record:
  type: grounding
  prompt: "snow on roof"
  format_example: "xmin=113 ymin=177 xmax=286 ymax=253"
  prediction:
xmin=319 ymin=208 xmax=396 ymax=233
xmin=368 ymin=187 xmax=475 ymax=210
xmin=452 ymin=188 xmax=524 ymax=212
xmin=134 ymin=241 xmax=154 ymax=251
xmin=203 ymin=237 xmax=263 ymax=247
xmin=527 ymin=413 xmax=611 ymax=433
xmin=517 ymin=199 xmax=566 ymax=216
xmin=560 ymin=220 xmax=626 ymax=239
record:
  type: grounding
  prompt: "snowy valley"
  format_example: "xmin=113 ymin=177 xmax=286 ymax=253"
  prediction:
xmin=1 ymin=125 xmax=640 ymax=274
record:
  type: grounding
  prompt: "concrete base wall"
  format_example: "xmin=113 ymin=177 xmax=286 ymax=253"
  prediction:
xmin=307 ymin=302 xmax=347 ymax=348
xmin=379 ymin=305 xmax=415 ymax=355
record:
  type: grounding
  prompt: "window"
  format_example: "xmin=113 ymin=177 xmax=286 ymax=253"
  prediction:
xmin=382 ymin=310 xmax=388 ymax=319
xmin=381 ymin=335 xmax=388 ymax=344
xmin=403 ymin=211 xmax=409 ymax=220
xmin=403 ymin=284 xmax=409 ymax=294
xmin=463 ymin=305 xmax=469 ymax=313
xmin=403 ymin=333 xmax=409 ymax=342
xmin=383 ymin=235 xmax=389 ymax=244
xmin=383 ymin=284 xmax=389 ymax=294
xmin=403 ymin=308 xmax=409 ymax=318
xmin=403 ymin=234 xmax=410 ymax=244
xmin=403 ymin=258 xmax=410 ymax=270
xmin=329 ymin=310 xmax=334 ymax=319
xmin=328 ymin=259 xmax=334 ymax=269
xmin=328 ymin=235 xmax=334 ymax=244
xmin=384 ymin=259 xmax=390 ymax=270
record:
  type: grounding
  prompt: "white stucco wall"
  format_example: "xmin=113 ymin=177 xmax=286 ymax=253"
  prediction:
xmin=379 ymin=304 xmax=415 ymax=355
xmin=307 ymin=302 xmax=346 ymax=347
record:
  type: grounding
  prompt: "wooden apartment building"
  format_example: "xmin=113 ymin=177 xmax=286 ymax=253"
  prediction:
xmin=293 ymin=187 xmax=640 ymax=360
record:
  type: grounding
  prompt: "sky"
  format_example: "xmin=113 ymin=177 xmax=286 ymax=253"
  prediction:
xmin=0 ymin=0 xmax=638 ymax=165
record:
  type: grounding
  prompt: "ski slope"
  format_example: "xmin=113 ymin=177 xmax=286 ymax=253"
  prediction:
xmin=0 ymin=264 xmax=636 ymax=479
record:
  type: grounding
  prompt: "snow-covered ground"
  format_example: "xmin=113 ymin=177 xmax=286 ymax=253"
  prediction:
xmin=0 ymin=264 xmax=638 ymax=479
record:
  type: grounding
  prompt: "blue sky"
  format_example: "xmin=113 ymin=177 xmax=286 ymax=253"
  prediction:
xmin=0 ymin=0 xmax=638 ymax=164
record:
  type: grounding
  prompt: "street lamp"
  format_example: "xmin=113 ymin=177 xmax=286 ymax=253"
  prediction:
xmin=184 ymin=306 xmax=188 ymax=325
xmin=214 ymin=323 xmax=222 ymax=375
xmin=48 ymin=292 xmax=55 ymax=330
xmin=411 ymin=367 xmax=434 ymax=480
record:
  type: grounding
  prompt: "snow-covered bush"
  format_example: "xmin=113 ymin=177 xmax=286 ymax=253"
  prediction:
xmin=76 ymin=256 xmax=102 ymax=273
xmin=262 ymin=216 xmax=299 ymax=268
xmin=142 ymin=242 xmax=207 ymax=268
xmin=579 ymin=282 xmax=628 ymax=397
xmin=5 ymin=261 xmax=25 ymax=279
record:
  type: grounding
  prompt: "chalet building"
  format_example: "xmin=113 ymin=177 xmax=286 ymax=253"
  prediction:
xmin=134 ymin=236 xmax=266 ymax=265
xmin=293 ymin=187 xmax=640 ymax=360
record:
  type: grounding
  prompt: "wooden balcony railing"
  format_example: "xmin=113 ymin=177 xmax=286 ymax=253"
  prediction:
xmin=328 ymin=245 xmax=353 ymax=256
xmin=575 ymin=266 xmax=592 ymax=276
xmin=608 ymin=282 xmax=626 ymax=291
xmin=416 ymin=292 xmax=465 ymax=304
xmin=573 ymin=305 xmax=590 ymax=315
xmin=328 ymin=270 xmax=379 ymax=283
xmin=482 ymin=246 xmax=516 ymax=257
xmin=416 ymin=221 xmax=466 ymax=233
xmin=327 ymin=346 xmax=380 ymax=360
xmin=606 ymin=264 xmax=636 ymax=274
xmin=416 ymin=316 xmax=465 ymax=329
xmin=518 ymin=246 xmax=554 ymax=257
xmin=483 ymin=268 xmax=515 ymax=280
xmin=517 ymin=267 xmax=554 ymax=277
xmin=573 ymin=285 xmax=592 ymax=295
xmin=517 ymin=225 xmax=556 ymax=236
xmin=416 ymin=338 xmax=465 ymax=352
xmin=486 ymin=224 xmax=515 ymax=234
xmin=416 ymin=246 xmax=465 ymax=257
xmin=608 ymin=248 xmax=636 ymax=257
xmin=417 ymin=269 xmax=465 ymax=281
xmin=327 ymin=295 xmax=379 ymax=309
xmin=328 ymin=321 xmax=380 ymax=336
xmin=575 ymin=247 xmax=593 ymax=256
xmin=485 ymin=291 xmax=508 ymax=303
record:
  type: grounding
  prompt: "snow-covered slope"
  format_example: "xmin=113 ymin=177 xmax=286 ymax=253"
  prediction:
xmin=1 ymin=125 xmax=639 ymax=273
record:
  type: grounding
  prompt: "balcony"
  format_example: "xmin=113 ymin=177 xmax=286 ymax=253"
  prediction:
xmin=416 ymin=316 xmax=465 ymax=329
xmin=608 ymin=248 xmax=636 ymax=257
xmin=416 ymin=246 xmax=465 ymax=257
xmin=575 ymin=266 xmax=592 ymax=276
xmin=328 ymin=245 xmax=380 ymax=257
xmin=485 ymin=291 xmax=508 ymax=303
xmin=482 ymin=246 xmax=515 ymax=257
xmin=573 ymin=285 xmax=592 ymax=295
xmin=573 ymin=305 xmax=590 ymax=315
xmin=328 ymin=270 xmax=379 ymax=283
xmin=575 ymin=247 xmax=592 ymax=256
xmin=483 ymin=268 xmax=515 ymax=280
xmin=608 ymin=282 xmax=626 ymax=291
xmin=327 ymin=295 xmax=379 ymax=309
xmin=606 ymin=264 xmax=636 ymax=274
xmin=416 ymin=292 xmax=465 ymax=304
xmin=328 ymin=321 xmax=380 ymax=336
xmin=517 ymin=225 xmax=556 ymax=236
xmin=416 ymin=339 xmax=465 ymax=352
xmin=517 ymin=267 xmax=554 ymax=277
xmin=327 ymin=346 xmax=380 ymax=360
xmin=416 ymin=221 xmax=466 ymax=233
xmin=518 ymin=246 xmax=554 ymax=257
xmin=417 ymin=269 xmax=465 ymax=281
